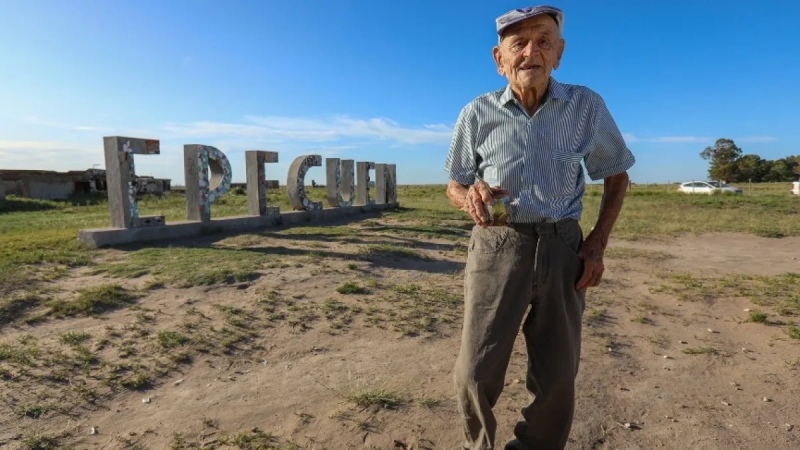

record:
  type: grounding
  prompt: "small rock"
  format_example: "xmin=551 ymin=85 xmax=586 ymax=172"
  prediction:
xmin=174 ymin=379 xmax=184 ymax=386
xmin=679 ymin=340 xmax=687 ymax=344
xmin=624 ymin=422 xmax=632 ymax=429
xmin=142 ymin=398 xmax=151 ymax=404
xmin=707 ymin=328 xmax=715 ymax=333
xmin=742 ymin=348 xmax=748 ymax=352
xmin=786 ymin=424 xmax=794 ymax=432
xmin=730 ymin=382 xmax=738 ymax=386
xmin=721 ymin=401 xmax=730 ymax=406
xmin=513 ymin=378 xmax=521 ymax=384
xmin=663 ymin=355 xmax=671 ymax=359
xmin=763 ymin=397 xmax=771 ymax=402
xmin=744 ymin=308 xmax=751 ymax=312
xmin=90 ymin=427 xmax=97 ymax=435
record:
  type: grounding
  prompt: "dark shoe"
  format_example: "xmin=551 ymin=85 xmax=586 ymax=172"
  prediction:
xmin=504 ymin=438 xmax=526 ymax=450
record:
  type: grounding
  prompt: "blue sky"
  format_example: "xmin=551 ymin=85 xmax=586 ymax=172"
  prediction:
xmin=1 ymin=0 xmax=798 ymax=186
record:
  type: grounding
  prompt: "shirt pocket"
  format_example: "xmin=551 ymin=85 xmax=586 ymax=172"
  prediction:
xmin=549 ymin=150 xmax=584 ymax=196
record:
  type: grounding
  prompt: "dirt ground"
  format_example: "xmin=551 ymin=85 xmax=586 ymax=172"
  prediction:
xmin=1 ymin=220 xmax=799 ymax=450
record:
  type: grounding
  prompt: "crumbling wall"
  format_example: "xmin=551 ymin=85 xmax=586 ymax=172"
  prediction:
xmin=24 ymin=176 xmax=74 ymax=200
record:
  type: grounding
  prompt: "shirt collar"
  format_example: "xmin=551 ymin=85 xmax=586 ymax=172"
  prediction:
xmin=498 ymin=77 xmax=569 ymax=109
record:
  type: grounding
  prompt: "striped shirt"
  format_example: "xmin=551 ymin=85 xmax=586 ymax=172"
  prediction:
xmin=444 ymin=77 xmax=635 ymax=223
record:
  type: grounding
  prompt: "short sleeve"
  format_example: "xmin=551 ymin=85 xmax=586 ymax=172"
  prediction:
xmin=443 ymin=104 xmax=477 ymax=185
xmin=584 ymin=95 xmax=636 ymax=181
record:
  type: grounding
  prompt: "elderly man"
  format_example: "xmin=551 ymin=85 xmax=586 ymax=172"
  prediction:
xmin=444 ymin=5 xmax=635 ymax=450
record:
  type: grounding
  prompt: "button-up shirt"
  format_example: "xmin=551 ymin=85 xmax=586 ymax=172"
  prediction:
xmin=444 ymin=77 xmax=635 ymax=223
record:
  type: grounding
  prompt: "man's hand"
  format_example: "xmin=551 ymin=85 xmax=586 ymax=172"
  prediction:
xmin=463 ymin=182 xmax=494 ymax=227
xmin=575 ymin=233 xmax=604 ymax=290
xmin=574 ymin=171 xmax=629 ymax=291
xmin=446 ymin=180 xmax=508 ymax=227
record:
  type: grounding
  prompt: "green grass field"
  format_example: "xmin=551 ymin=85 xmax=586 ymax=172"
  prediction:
xmin=1 ymin=182 xmax=798 ymax=299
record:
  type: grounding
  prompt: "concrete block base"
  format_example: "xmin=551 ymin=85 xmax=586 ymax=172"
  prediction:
xmin=79 ymin=202 xmax=399 ymax=248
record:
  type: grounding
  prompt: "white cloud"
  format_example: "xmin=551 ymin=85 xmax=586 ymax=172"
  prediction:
xmin=21 ymin=117 xmax=112 ymax=133
xmin=649 ymin=136 xmax=711 ymax=144
xmin=163 ymin=115 xmax=454 ymax=145
xmin=736 ymin=136 xmax=778 ymax=144
xmin=622 ymin=133 xmax=778 ymax=145
xmin=0 ymin=140 xmax=101 ymax=170
xmin=0 ymin=140 xmax=87 ymax=150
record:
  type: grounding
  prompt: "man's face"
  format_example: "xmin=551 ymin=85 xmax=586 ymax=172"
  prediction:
xmin=493 ymin=14 xmax=565 ymax=90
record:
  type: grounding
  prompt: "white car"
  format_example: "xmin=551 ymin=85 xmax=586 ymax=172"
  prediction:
xmin=792 ymin=180 xmax=799 ymax=196
xmin=677 ymin=181 xmax=743 ymax=195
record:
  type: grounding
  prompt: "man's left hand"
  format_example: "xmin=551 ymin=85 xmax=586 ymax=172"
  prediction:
xmin=575 ymin=234 xmax=605 ymax=291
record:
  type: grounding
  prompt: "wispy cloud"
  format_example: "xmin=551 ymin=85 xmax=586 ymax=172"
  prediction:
xmin=0 ymin=140 xmax=101 ymax=170
xmin=163 ymin=115 xmax=453 ymax=145
xmin=649 ymin=136 xmax=711 ymax=144
xmin=736 ymin=136 xmax=778 ymax=144
xmin=622 ymin=133 xmax=778 ymax=145
xmin=22 ymin=116 xmax=113 ymax=133
xmin=0 ymin=139 xmax=91 ymax=150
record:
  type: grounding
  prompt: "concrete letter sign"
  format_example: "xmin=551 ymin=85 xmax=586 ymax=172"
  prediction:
xmin=287 ymin=154 xmax=323 ymax=211
xmin=375 ymin=163 xmax=397 ymax=204
xmin=103 ymin=136 xmax=164 ymax=228
xmin=79 ymin=135 xmax=401 ymax=248
xmin=184 ymin=144 xmax=233 ymax=222
xmin=325 ymin=158 xmax=355 ymax=207
xmin=356 ymin=161 xmax=375 ymax=206
xmin=245 ymin=150 xmax=280 ymax=216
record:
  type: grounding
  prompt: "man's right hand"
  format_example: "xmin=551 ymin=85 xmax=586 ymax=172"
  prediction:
xmin=462 ymin=182 xmax=495 ymax=227
xmin=446 ymin=180 xmax=510 ymax=227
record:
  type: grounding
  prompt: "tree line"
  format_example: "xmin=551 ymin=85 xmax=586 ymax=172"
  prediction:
xmin=700 ymin=138 xmax=800 ymax=182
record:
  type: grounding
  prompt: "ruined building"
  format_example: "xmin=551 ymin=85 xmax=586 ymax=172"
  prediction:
xmin=0 ymin=168 xmax=170 ymax=200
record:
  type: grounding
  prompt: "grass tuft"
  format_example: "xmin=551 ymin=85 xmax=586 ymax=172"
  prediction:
xmin=683 ymin=346 xmax=718 ymax=355
xmin=59 ymin=331 xmax=91 ymax=346
xmin=336 ymin=282 xmax=367 ymax=295
xmin=748 ymin=311 xmax=768 ymax=323
xmin=157 ymin=330 xmax=190 ymax=348
xmin=346 ymin=388 xmax=406 ymax=409
xmin=48 ymin=284 xmax=137 ymax=317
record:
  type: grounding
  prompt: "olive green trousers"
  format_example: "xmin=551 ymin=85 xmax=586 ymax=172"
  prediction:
xmin=454 ymin=219 xmax=586 ymax=450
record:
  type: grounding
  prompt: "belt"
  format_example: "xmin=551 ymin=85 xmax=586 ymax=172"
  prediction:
xmin=506 ymin=218 xmax=578 ymax=235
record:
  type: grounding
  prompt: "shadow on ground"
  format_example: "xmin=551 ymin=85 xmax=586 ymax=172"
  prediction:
xmin=104 ymin=212 xmax=468 ymax=275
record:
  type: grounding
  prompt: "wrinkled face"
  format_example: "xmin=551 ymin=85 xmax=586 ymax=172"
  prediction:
xmin=493 ymin=13 xmax=565 ymax=90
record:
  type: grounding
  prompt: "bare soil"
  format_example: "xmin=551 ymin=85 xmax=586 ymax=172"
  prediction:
xmin=1 ymin=221 xmax=799 ymax=450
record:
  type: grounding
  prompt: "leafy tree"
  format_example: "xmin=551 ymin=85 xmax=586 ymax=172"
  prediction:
xmin=733 ymin=154 xmax=768 ymax=182
xmin=764 ymin=158 xmax=797 ymax=182
xmin=701 ymin=138 xmax=799 ymax=182
xmin=700 ymin=138 xmax=743 ymax=181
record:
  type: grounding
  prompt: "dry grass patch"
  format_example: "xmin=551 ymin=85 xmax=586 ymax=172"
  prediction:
xmin=650 ymin=271 xmax=800 ymax=315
